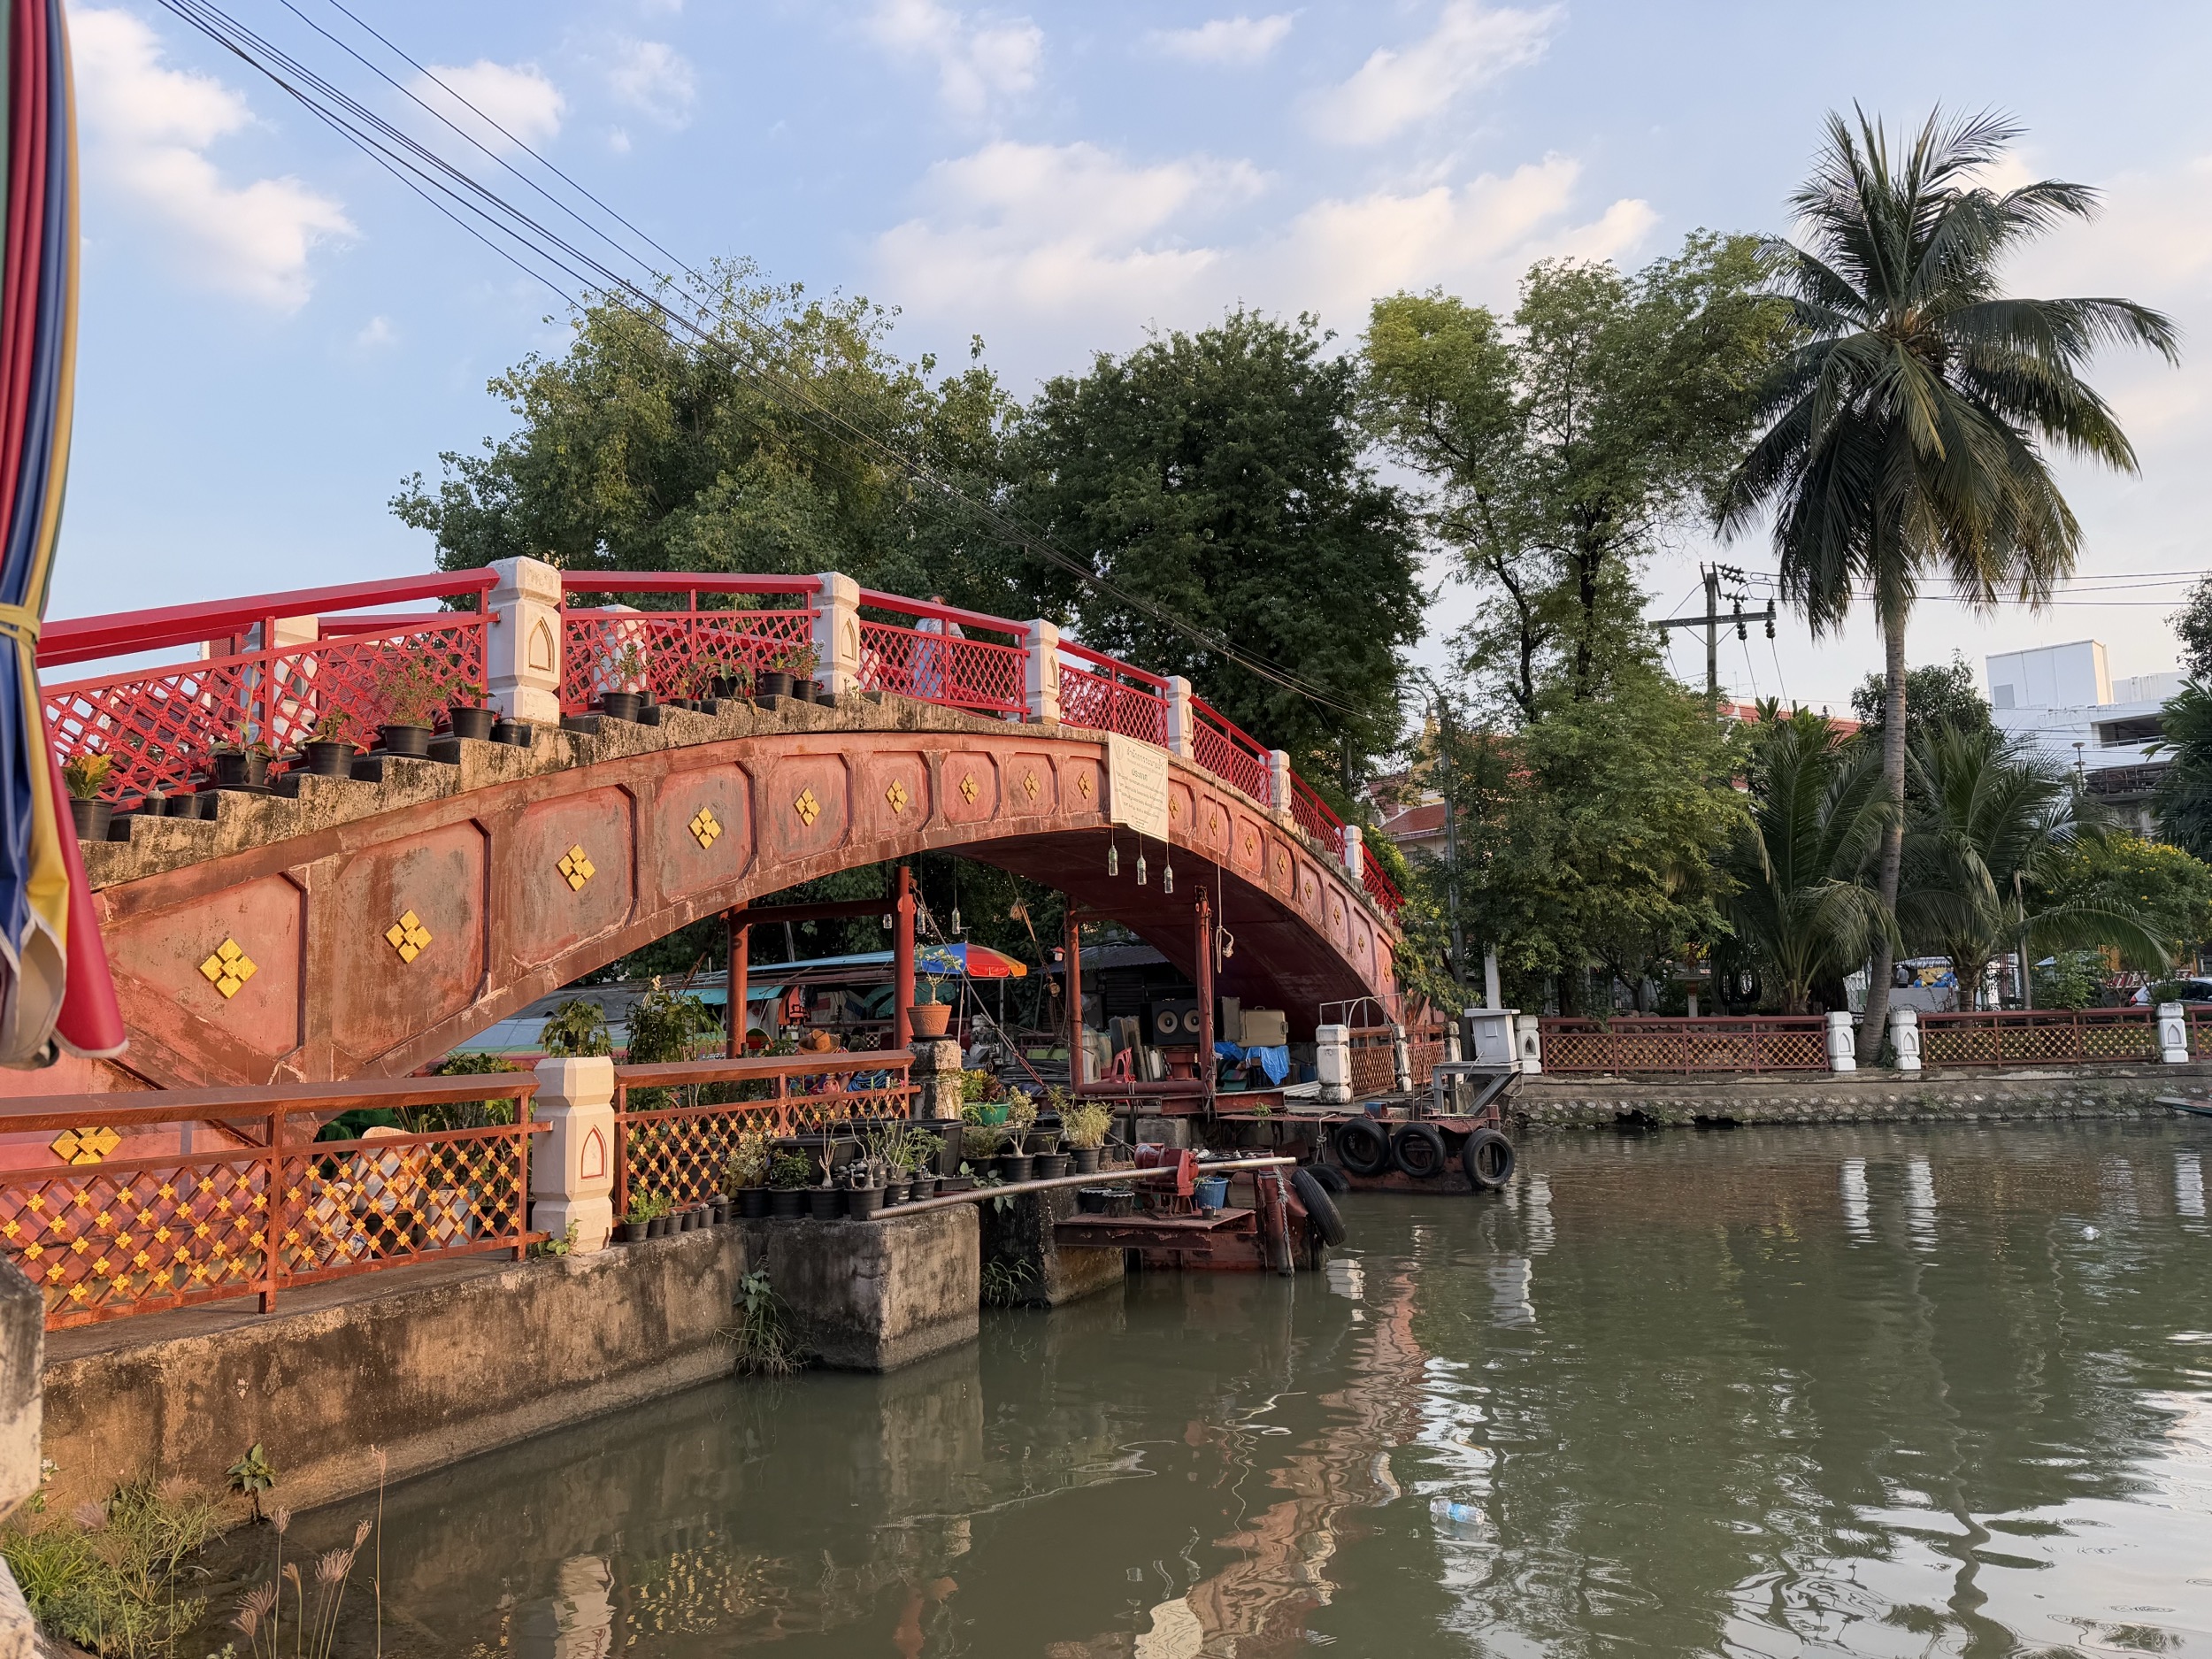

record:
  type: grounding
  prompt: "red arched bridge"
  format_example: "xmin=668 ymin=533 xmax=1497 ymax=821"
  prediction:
xmin=30 ymin=560 xmax=1404 ymax=1092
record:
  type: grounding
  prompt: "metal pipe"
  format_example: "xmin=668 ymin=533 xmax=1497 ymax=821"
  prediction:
xmin=881 ymin=1155 xmax=1297 ymax=1217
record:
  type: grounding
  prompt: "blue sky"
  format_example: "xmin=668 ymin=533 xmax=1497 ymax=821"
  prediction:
xmin=55 ymin=0 xmax=2212 ymax=710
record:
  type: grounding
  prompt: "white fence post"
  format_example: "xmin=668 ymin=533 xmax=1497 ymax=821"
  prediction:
xmin=1342 ymin=825 xmax=1364 ymax=886
xmin=1889 ymin=1005 xmax=1922 ymax=1072
xmin=1268 ymin=749 xmax=1293 ymax=814
xmin=811 ymin=572 xmax=861 ymax=698
xmin=1315 ymin=1024 xmax=1350 ymax=1104
xmin=1025 ymin=620 xmax=1060 ymax=722
xmin=2162 ymin=1002 xmax=2191 ymax=1064
xmin=1164 ymin=676 xmax=1197 ymax=759
xmin=1825 ymin=1011 xmax=1857 ymax=1073
xmin=487 ymin=555 xmax=564 ymax=725
xmin=1514 ymin=1013 xmax=1544 ymax=1075
xmin=530 ymin=1056 xmax=617 ymax=1253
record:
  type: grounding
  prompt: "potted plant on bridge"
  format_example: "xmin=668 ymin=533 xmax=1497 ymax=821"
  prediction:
xmin=757 ymin=649 xmax=797 ymax=702
xmin=910 ymin=972 xmax=954 ymax=1040
xmin=378 ymin=657 xmax=444 ymax=757
xmin=62 ymin=752 xmax=113 ymax=841
xmin=597 ymin=642 xmax=650 ymax=724
xmin=710 ymin=647 xmax=754 ymax=704
xmin=727 ymin=1128 xmax=772 ymax=1218
xmin=303 ymin=710 xmax=357 ymax=778
xmin=1061 ymin=1097 xmax=1110 ymax=1175
xmin=446 ymin=680 xmax=495 ymax=741
xmin=768 ymin=1150 xmax=810 ymax=1217
xmin=209 ymin=723 xmax=275 ymax=790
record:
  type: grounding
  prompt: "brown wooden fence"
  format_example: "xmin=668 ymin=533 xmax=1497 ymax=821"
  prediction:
xmin=1915 ymin=1007 xmax=2168 ymax=1066
xmin=1538 ymin=1016 xmax=1829 ymax=1074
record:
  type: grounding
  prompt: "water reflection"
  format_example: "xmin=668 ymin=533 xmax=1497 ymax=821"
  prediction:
xmin=219 ymin=1121 xmax=2212 ymax=1658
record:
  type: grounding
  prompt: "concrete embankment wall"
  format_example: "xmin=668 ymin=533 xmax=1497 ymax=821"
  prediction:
xmin=40 ymin=1229 xmax=748 ymax=1522
xmin=1514 ymin=1063 xmax=2210 ymax=1130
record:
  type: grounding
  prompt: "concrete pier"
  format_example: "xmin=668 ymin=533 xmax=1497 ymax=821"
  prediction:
xmin=741 ymin=1206 xmax=979 ymax=1371
xmin=979 ymin=1187 xmax=1125 ymax=1308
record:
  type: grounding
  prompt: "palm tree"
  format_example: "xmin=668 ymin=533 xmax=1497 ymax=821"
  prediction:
xmin=1718 ymin=108 xmax=2177 ymax=1059
xmin=1901 ymin=726 xmax=2173 ymax=1004
xmin=1726 ymin=708 xmax=1893 ymax=1014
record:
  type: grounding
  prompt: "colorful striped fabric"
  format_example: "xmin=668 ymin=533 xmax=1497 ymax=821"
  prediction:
xmin=0 ymin=0 xmax=121 ymax=1065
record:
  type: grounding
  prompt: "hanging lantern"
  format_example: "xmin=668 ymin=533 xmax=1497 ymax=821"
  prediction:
xmin=1163 ymin=859 xmax=1175 ymax=895
xmin=951 ymin=906 xmax=963 ymax=933
xmin=1108 ymin=836 xmax=1119 ymax=878
xmin=1136 ymin=850 xmax=1147 ymax=887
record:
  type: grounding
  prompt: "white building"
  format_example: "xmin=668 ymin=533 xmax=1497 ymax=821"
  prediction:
xmin=1985 ymin=641 xmax=2180 ymax=835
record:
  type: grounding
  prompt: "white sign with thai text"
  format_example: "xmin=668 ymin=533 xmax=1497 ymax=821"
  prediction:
xmin=1106 ymin=733 xmax=1170 ymax=841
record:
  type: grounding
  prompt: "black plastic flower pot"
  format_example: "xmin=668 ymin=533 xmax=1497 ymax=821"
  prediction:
xmin=909 ymin=1173 xmax=938 ymax=1202
xmin=210 ymin=751 xmax=269 ymax=789
xmin=303 ymin=741 xmax=355 ymax=778
xmin=815 ymin=684 xmax=840 ymax=706
xmin=740 ymin=1187 xmax=771 ymax=1219
xmin=757 ymin=672 xmax=793 ymax=700
xmin=647 ymin=1215 xmax=672 ymax=1239
xmin=998 ymin=1154 xmax=1034 ymax=1184
xmin=807 ymin=1187 xmax=843 ymax=1221
xmin=793 ymin=678 xmax=818 ymax=703
xmin=595 ymin=691 xmax=645 ymax=724
xmin=1071 ymin=1147 xmax=1102 ymax=1175
xmin=883 ymin=1179 xmax=910 ymax=1207
xmin=491 ymin=718 xmax=531 ymax=747
xmin=447 ymin=705 xmax=496 ymax=741
xmin=770 ymin=1188 xmax=806 ymax=1218
xmin=68 ymin=797 xmax=111 ymax=841
xmin=1033 ymin=1153 xmax=1070 ymax=1181
xmin=847 ymin=1186 xmax=885 ymax=1220
xmin=614 ymin=1220 xmax=647 ymax=1243
xmin=379 ymin=724 xmax=433 ymax=758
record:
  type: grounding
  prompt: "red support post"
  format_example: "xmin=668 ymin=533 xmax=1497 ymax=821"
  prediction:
xmin=1195 ymin=891 xmax=1216 ymax=1112
xmin=726 ymin=909 xmax=749 ymax=1058
xmin=894 ymin=865 xmax=915 ymax=1050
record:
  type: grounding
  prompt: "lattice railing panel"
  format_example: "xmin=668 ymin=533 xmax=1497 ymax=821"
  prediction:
xmin=1362 ymin=858 xmax=1404 ymax=918
xmin=1058 ymin=661 xmax=1169 ymax=744
xmin=618 ymin=1079 xmax=913 ymax=1212
xmin=1916 ymin=1010 xmax=2162 ymax=1068
xmin=279 ymin=1128 xmax=530 ymax=1285
xmin=0 ymin=1152 xmax=273 ymax=1326
xmin=43 ymin=620 xmax=487 ymax=804
xmin=1537 ymin=1018 xmax=1829 ymax=1074
xmin=562 ymin=608 xmax=816 ymax=710
xmin=856 ymin=620 xmax=1025 ymax=716
xmin=1290 ymin=778 xmax=1346 ymax=859
xmin=1348 ymin=1032 xmax=1397 ymax=1098
xmin=1190 ymin=703 xmax=1271 ymax=802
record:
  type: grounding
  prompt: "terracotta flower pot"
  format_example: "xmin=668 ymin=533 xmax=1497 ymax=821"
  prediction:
xmin=910 ymin=1003 xmax=952 ymax=1038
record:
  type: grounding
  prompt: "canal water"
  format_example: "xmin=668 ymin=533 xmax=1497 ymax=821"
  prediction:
xmin=241 ymin=1120 xmax=2212 ymax=1656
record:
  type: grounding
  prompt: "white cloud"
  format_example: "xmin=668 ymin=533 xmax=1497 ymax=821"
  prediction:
xmin=1311 ymin=1 xmax=1558 ymax=145
xmin=869 ymin=0 xmax=1042 ymax=119
xmin=873 ymin=139 xmax=1650 ymax=369
xmin=608 ymin=39 xmax=696 ymax=127
xmin=411 ymin=60 xmax=565 ymax=154
xmin=70 ymin=5 xmax=352 ymax=311
xmin=354 ymin=315 xmax=396 ymax=349
xmin=1148 ymin=14 xmax=1294 ymax=65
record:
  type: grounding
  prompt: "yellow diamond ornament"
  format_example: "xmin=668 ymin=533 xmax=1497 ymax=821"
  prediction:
xmin=688 ymin=808 xmax=722 ymax=849
xmin=557 ymin=845 xmax=596 ymax=891
xmin=196 ymin=938 xmax=258 ymax=1000
xmin=385 ymin=910 xmax=433 ymax=964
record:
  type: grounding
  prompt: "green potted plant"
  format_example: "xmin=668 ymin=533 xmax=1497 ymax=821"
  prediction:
xmin=209 ymin=723 xmax=275 ymax=790
xmin=446 ymin=679 xmax=495 ymax=741
xmin=62 ymin=752 xmax=113 ymax=841
xmin=615 ymin=1191 xmax=665 ymax=1243
xmin=768 ymin=1150 xmax=811 ymax=1217
xmin=1061 ymin=1098 xmax=1112 ymax=1176
xmin=910 ymin=972 xmax=954 ymax=1039
xmin=640 ymin=1190 xmax=676 ymax=1238
xmin=710 ymin=648 xmax=754 ymax=703
xmin=781 ymin=643 xmax=826 ymax=703
xmin=597 ymin=642 xmax=649 ymax=723
xmin=1001 ymin=1092 xmax=1041 ymax=1180
xmin=378 ymin=657 xmax=444 ymax=757
xmin=757 ymin=649 xmax=796 ymax=702
xmin=303 ymin=710 xmax=357 ymax=777
xmin=727 ymin=1126 xmax=773 ymax=1218
xmin=905 ymin=1126 xmax=944 ymax=1202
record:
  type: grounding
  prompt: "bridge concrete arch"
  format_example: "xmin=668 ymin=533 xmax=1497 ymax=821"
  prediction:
xmin=65 ymin=699 xmax=1401 ymax=1091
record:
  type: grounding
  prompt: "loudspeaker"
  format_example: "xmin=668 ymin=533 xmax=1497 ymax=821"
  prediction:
xmin=1148 ymin=999 xmax=1202 ymax=1044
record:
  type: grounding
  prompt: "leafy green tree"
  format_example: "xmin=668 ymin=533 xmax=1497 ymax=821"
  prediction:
xmin=1724 ymin=707 xmax=1892 ymax=1013
xmin=1900 ymin=726 xmax=2173 ymax=1003
xmin=1449 ymin=663 xmax=1746 ymax=1011
xmin=1718 ymin=109 xmax=2177 ymax=1057
xmin=2170 ymin=577 xmax=2212 ymax=680
xmin=2155 ymin=680 xmax=2212 ymax=858
xmin=393 ymin=261 xmax=1025 ymax=615
xmin=2039 ymin=829 xmax=2212 ymax=953
xmin=1012 ymin=307 xmax=1422 ymax=778
xmin=1847 ymin=654 xmax=1992 ymax=745
xmin=1363 ymin=234 xmax=1790 ymax=718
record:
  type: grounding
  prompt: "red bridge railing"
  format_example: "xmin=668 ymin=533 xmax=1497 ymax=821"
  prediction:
xmin=0 ymin=1074 xmax=543 ymax=1330
xmin=37 ymin=566 xmax=1405 ymax=920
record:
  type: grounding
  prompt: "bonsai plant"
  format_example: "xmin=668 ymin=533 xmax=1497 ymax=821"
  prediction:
xmin=598 ymin=642 xmax=650 ymax=723
xmin=910 ymin=971 xmax=954 ymax=1040
xmin=768 ymin=1150 xmax=811 ymax=1218
xmin=303 ymin=710 xmax=357 ymax=777
xmin=62 ymin=752 xmax=113 ymax=841
xmin=446 ymin=679 xmax=495 ymax=741
xmin=1061 ymin=1098 xmax=1112 ymax=1175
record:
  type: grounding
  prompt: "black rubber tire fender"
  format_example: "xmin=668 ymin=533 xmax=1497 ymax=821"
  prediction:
xmin=1332 ymin=1117 xmax=1389 ymax=1177
xmin=1293 ymin=1166 xmax=1348 ymax=1247
xmin=1391 ymin=1122 xmax=1451 ymax=1180
xmin=1462 ymin=1127 xmax=1516 ymax=1191
xmin=1305 ymin=1163 xmax=1349 ymax=1195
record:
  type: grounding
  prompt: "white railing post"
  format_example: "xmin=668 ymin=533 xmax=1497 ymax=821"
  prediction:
xmin=1164 ymin=676 xmax=1197 ymax=759
xmin=1315 ymin=1023 xmax=1351 ymax=1104
xmin=811 ymin=572 xmax=861 ymax=697
xmin=487 ymin=555 xmax=564 ymax=725
xmin=1342 ymin=824 xmax=1364 ymax=886
xmin=1825 ymin=1011 xmax=1856 ymax=1073
xmin=2161 ymin=1002 xmax=2191 ymax=1064
xmin=1514 ymin=1013 xmax=1544 ymax=1074
xmin=530 ymin=1056 xmax=617 ymax=1253
xmin=1025 ymin=620 xmax=1060 ymax=722
xmin=1889 ymin=1004 xmax=1922 ymax=1072
xmin=1268 ymin=749 xmax=1293 ymax=814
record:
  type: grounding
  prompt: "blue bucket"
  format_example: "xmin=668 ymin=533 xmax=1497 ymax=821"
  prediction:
xmin=1194 ymin=1174 xmax=1229 ymax=1213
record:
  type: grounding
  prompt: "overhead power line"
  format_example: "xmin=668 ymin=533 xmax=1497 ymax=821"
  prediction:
xmin=148 ymin=0 xmax=1369 ymax=719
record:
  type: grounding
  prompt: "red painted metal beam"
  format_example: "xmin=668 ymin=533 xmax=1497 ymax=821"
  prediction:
xmin=38 ymin=571 xmax=497 ymax=667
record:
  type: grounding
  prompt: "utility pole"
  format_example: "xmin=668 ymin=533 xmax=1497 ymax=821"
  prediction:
xmin=1655 ymin=565 xmax=1775 ymax=710
xmin=1432 ymin=683 xmax=1466 ymax=984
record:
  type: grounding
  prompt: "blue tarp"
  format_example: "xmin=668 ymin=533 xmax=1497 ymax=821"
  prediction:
xmin=1214 ymin=1041 xmax=1290 ymax=1086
